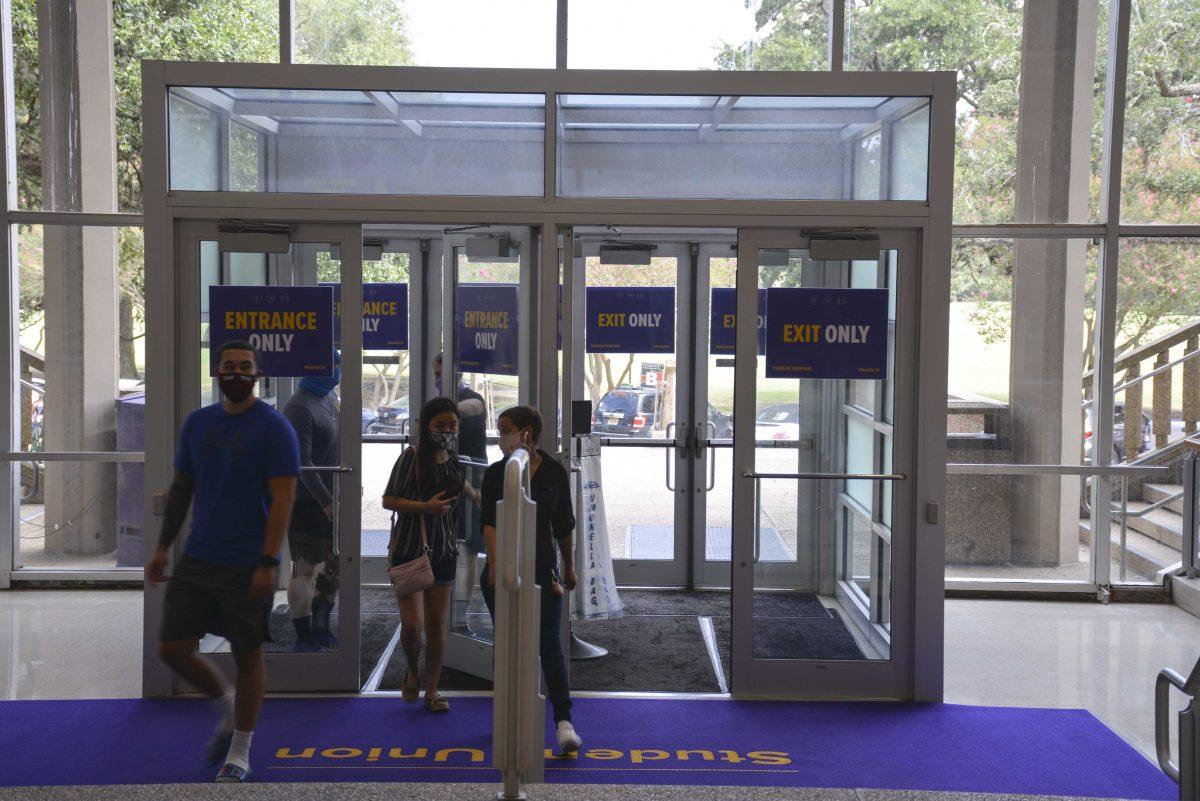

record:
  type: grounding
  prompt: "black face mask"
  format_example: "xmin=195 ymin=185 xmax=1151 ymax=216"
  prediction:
xmin=217 ymin=373 xmax=256 ymax=404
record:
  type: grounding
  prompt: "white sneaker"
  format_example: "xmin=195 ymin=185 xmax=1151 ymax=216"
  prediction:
xmin=556 ymin=720 xmax=582 ymax=755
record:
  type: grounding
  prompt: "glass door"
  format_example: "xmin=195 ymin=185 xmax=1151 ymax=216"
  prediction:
xmin=438 ymin=225 xmax=535 ymax=678
xmin=567 ymin=230 xmax=746 ymax=590
xmin=176 ymin=221 xmax=363 ymax=693
xmin=731 ymin=228 xmax=917 ymax=698
xmin=573 ymin=237 xmax=689 ymax=586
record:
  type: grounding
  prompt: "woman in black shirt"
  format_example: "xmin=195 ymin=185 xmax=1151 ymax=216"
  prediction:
xmin=480 ymin=405 xmax=582 ymax=755
xmin=383 ymin=397 xmax=478 ymax=713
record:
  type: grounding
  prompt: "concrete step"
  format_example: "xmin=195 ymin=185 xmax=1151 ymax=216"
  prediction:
xmin=1143 ymin=483 xmax=1185 ymax=515
xmin=1079 ymin=518 xmax=1179 ymax=580
xmin=1121 ymin=502 xmax=1183 ymax=550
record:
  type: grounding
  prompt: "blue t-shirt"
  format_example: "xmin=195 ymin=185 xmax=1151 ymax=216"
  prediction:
xmin=174 ymin=400 xmax=301 ymax=565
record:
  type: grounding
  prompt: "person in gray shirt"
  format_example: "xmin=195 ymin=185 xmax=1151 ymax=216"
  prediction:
xmin=281 ymin=359 xmax=341 ymax=651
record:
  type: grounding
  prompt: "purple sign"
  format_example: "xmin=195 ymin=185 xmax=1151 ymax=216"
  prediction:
xmin=209 ymin=285 xmax=335 ymax=377
xmin=322 ymin=282 xmax=409 ymax=350
xmin=764 ymin=288 xmax=889 ymax=380
xmin=710 ymin=288 xmax=767 ymax=355
xmin=586 ymin=287 xmax=675 ymax=354
xmin=458 ymin=284 xmax=519 ymax=376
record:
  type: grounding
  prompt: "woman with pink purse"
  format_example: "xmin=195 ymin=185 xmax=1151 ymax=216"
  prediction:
xmin=382 ymin=396 xmax=479 ymax=712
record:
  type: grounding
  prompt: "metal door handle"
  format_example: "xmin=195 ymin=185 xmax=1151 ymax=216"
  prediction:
xmin=742 ymin=471 xmax=907 ymax=481
xmin=665 ymin=422 xmax=678 ymax=491
xmin=753 ymin=478 xmax=762 ymax=563
xmin=704 ymin=421 xmax=717 ymax=491
xmin=300 ymin=465 xmax=355 ymax=473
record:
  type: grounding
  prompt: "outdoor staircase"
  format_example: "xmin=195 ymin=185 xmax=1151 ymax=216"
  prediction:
xmin=1078 ymin=483 xmax=1186 ymax=581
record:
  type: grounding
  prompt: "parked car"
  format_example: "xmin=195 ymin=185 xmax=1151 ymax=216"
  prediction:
xmin=365 ymin=398 xmax=409 ymax=435
xmin=1084 ymin=401 xmax=1150 ymax=462
xmin=755 ymin=403 xmax=801 ymax=442
xmin=707 ymin=403 xmax=733 ymax=439
xmin=593 ymin=386 xmax=660 ymax=437
xmin=1084 ymin=402 xmax=1185 ymax=462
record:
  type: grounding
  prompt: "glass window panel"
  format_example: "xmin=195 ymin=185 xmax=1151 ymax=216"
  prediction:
xmin=845 ymin=505 xmax=872 ymax=594
xmin=847 ymin=0 xmax=1105 ymax=223
xmin=168 ymin=88 xmax=545 ymax=197
xmin=229 ymin=123 xmax=264 ymax=192
xmin=890 ymin=106 xmax=930 ymax=201
xmin=296 ymin=0 xmax=554 ymax=67
xmin=114 ymin=0 xmax=278 ymax=211
xmin=1121 ymin=1 xmax=1200 ymax=224
xmin=881 ymin=437 xmax=893 ymax=528
xmin=945 ymin=238 xmax=1104 ymax=582
xmin=14 ymin=224 xmax=147 ymax=572
xmin=557 ymin=94 xmax=930 ymax=200
xmin=845 ymin=415 xmax=873 ymax=507
xmin=168 ymin=94 xmax=220 ymax=192
xmin=1114 ymin=239 xmax=1200 ymax=460
xmin=11 ymin=0 xmax=276 ymax=211
xmin=18 ymin=459 xmax=140 ymax=572
xmin=584 ymin=254 xmax=680 ymax=561
xmin=853 ymin=131 xmax=881 ymax=200
xmin=703 ymin=0 xmax=829 ymax=71
xmin=358 ymin=239 xmax=414 ymax=565
xmin=569 ymin=0 xmax=764 ymax=70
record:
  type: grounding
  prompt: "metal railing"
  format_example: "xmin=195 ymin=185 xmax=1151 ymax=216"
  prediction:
xmin=1155 ymin=652 xmax=1200 ymax=798
xmin=1183 ymin=446 xmax=1199 ymax=580
xmin=1083 ymin=320 xmax=1200 ymax=465
xmin=492 ymin=448 xmax=544 ymax=800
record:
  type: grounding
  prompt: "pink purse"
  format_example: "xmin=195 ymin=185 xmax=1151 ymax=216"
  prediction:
xmin=387 ymin=521 xmax=433 ymax=599
xmin=387 ymin=452 xmax=434 ymax=599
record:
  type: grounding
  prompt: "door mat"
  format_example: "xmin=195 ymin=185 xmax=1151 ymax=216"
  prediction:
xmin=0 ymin=697 xmax=1174 ymax=799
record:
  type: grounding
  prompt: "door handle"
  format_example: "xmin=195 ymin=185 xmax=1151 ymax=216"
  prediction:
xmin=665 ymin=422 xmax=678 ymax=491
xmin=704 ymin=421 xmax=717 ymax=491
xmin=300 ymin=465 xmax=355 ymax=473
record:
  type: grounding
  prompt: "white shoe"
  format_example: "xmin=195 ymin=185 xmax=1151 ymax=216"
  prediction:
xmin=556 ymin=720 xmax=582 ymax=755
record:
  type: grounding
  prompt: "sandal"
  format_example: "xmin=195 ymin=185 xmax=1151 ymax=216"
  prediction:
xmin=402 ymin=668 xmax=420 ymax=703
xmin=424 ymin=692 xmax=450 ymax=713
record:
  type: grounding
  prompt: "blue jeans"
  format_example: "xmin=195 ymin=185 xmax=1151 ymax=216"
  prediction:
xmin=480 ymin=564 xmax=573 ymax=723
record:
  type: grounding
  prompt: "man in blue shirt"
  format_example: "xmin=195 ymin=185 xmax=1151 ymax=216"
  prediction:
xmin=147 ymin=340 xmax=301 ymax=783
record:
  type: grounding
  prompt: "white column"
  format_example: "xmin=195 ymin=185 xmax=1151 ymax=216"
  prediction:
xmin=1009 ymin=0 xmax=1098 ymax=564
xmin=39 ymin=0 xmax=119 ymax=556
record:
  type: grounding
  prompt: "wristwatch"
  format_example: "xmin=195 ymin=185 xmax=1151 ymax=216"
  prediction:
xmin=259 ymin=554 xmax=281 ymax=568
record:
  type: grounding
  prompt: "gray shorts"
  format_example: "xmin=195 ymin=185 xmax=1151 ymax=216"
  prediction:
xmin=160 ymin=554 xmax=273 ymax=652
xmin=288 ymin=498 xmax=334 ymax=565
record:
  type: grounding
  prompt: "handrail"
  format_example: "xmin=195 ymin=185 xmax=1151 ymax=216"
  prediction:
xmin=19 ymin=378 xmax=45 ymax=395
xmin=948 ymin=463 xmax=1168 ymax=477
xmin=745 ymin=471 xmax=907 ymax=481
xmin=1110 ymin=487 xmax=1182 ymax=519
xmin=498 ymin=448 xmax=529 ymax=594
xmin=1154 ymin=652 xmax=1200 ymax=795
xmin=1083 ymin=318 xmax=1200 ymax=388
xmin=1081 ymin=348 xmax=1200 ymax=406
xmin=1184 ymin=449 xmax=1198 ymax=580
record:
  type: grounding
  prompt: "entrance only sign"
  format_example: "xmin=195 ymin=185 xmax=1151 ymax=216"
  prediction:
xmin=457 ymin=284 xmax=519 ymax=376
xmin=322 ymin=282 xmax=409 ymax=351
xmin=208 ymin=285 xmax=335 ymax=377
xmin=764 ymin=288 xmax=889 ymax=380
xmin=585 ymin=287 xmax=675 ymax=354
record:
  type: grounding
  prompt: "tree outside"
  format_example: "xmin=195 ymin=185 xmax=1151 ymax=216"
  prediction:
xmin=14 ymin=0 xmax=415 ymax=385
xmin=719 ymin=0 xmax=1200 ymax=403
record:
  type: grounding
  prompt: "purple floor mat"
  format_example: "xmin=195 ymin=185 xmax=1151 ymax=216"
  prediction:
xmin=0 ymin=696 xmax=1176 ymax=799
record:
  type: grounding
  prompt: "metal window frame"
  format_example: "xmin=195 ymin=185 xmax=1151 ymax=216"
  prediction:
xmin=4 ymin=0 xmax=1200 ymax=590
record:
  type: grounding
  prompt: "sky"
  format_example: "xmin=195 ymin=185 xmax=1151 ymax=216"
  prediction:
xmin=404 ymin=0 xmax=762 ymax=70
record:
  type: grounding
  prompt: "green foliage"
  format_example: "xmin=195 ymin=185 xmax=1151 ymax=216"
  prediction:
xmin=724 ymin=0 xmax=1200 ymax=363
xmin=295 ymin=0 xmax=412 ymax=66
